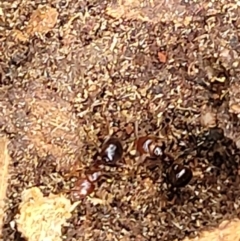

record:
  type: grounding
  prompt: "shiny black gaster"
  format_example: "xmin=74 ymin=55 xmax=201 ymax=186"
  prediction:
xmin=168 ymin=164 xmax=192 ymax=187
xmin=100 ymin=137 xmax=123 ymax=166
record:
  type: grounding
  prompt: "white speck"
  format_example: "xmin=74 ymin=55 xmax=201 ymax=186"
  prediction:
xmin=154 ymin=147 xmax=162 ymax=156
xmin=143 ymin=139 xmax=152 ymax=153
xmin=176 ymin=168 xmax=186 ymax=179
xmin=10 ymin=220 xmax=16 ymax=230
xmin=80 ymin=180 xmax=92 ymax=196
xmin=80 ymin=189 xmax=88 ymax=196
xmin=106 ymin=144 xmax=117 ymax=162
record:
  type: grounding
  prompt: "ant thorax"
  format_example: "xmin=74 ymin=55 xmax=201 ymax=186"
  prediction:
xmin=78 ymin=179 xmax=94 ymax=196
xmin=87 ymin=171 xmax=102 ymax=182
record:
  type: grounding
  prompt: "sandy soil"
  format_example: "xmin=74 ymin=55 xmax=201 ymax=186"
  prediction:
xmin=1 ymin=0 xmax=240 ymax=241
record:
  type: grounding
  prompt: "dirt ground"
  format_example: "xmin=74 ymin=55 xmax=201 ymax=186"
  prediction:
xmin=1 ymin=0 xmax=240 ymax=241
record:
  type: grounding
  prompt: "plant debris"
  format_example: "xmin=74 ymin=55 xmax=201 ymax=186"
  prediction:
xmin=2 ymin=0 xmax=240 ymax=241
xmin=15 ymin=187 xmax=79 ymax=241
xmin=0 ymin=136 xmax=10 ymax=234
xmin=183 ymin=219 xmax=240 ymax=241
xmin=158 ymin=52 xmax=167 ymax=64
xmin=12 ymin=5 xmax=58 ymax=42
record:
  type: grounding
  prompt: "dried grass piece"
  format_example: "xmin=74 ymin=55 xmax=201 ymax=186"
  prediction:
xmin=12 ymin=29 xmax=29 ymax=43
xmin=12 ymin=5 xmax=58 ymax=43
xmin=106 ymin=0 xmax=197 ymax=24
xmin=229 ymin=103 xmax=240 ymax=115
xmin=200 ymin=105 xmax=217 ymax=128
xmin=229 ymin=81 xmax=240 ymax=118
xmin=183 ymin=219 xmax=240 ymax=241
xmin=158 ymin=52 xmax=167 ymax=63
xmin=90 ymin=188 xmax=114 ymax=206
xmin=26 ymin=5 xmax=58 ymax=36
xmin=0 ymin=136 xmax=10 ymax=233
xmin=15 ymin=187 xmax=79 ymax=241
xmin=26 ymin=95 xmax=82 ymax=172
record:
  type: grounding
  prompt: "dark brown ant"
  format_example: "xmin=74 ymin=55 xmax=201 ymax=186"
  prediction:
xmin=83 ymin=118 xmax=124 ymax=167
xmin=136 ymin=135 xmax=165 ymax=159
xmin=133 ymin=121 xmax=172 ymax=164
xmin=167 ymin=163 xmax=193 ymax=188
xmin=70 ymin=168 xmax=102 ymax=201
xmin=99 ymin=137 xmax=123 ymax=166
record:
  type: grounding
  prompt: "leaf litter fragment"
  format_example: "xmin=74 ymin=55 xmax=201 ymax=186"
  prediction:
xmin=15 ymin=187 xmax=80 ymax=241
xmin=158 ymin=52 xmax=167 ymax=63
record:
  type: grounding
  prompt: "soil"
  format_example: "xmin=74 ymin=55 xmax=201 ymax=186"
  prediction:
xmin=1 ymin=0 xmax=240 ymax=241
